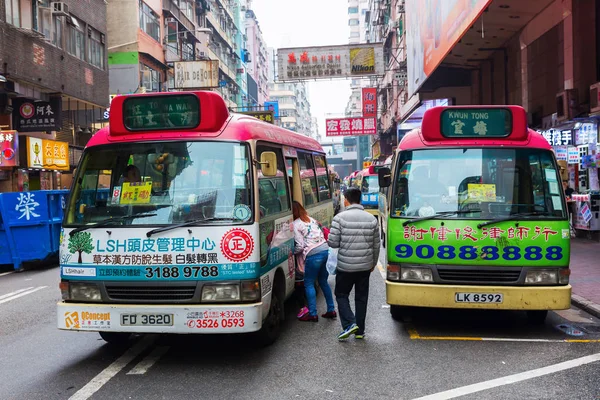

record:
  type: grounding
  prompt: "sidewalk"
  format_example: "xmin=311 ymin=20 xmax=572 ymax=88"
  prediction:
xmin=569 ymin=238 xmax=600 ymax=317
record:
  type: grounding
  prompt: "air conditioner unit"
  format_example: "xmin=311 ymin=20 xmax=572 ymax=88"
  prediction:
xmin=556 ymin=89 xmax=578 ymax=122
xmin=165 ymin=17 xmax=176 ymax=24
xmin=198 ymin=51 xmax=207 ymax=58
xmin=178 ymin=32 xmax=187 ymax=39
xmin=241 ymin=5 xmax=246 ymax=11
xmin=590 ymin=82 xmax=600 ymax=113
xmin=51 ymin=2 xmax=69 ymax=16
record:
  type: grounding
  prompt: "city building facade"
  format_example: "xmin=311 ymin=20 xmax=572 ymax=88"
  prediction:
xmin=244 ymin=2 xmax=269 ymax=106
xmin=267 ymin=81 xmax=313 ymax=135
xmin=0 ymin=0 xmax=109 ymax=192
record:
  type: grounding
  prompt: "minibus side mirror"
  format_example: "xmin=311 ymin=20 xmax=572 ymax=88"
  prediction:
xmin=260 ymin=152 xmax=278 ymax=177
xmin=378 ymin=167 xmax=392 ymax=188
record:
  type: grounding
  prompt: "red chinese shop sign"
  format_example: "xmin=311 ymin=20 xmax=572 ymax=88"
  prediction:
xmin=362 ymin=88 xmax=377 ymax=118
xmin=325 ymin=117 xmax=377 ymax=137
xmin=0 ymin=130 xmax=19 ymax=168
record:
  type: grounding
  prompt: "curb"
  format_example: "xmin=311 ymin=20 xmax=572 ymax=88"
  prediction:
xmin=572 ymin=294 xmax=600 ymax=319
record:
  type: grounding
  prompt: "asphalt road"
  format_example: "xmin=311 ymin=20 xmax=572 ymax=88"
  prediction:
xmin=1 ymin=263 xmax=600 ymax=400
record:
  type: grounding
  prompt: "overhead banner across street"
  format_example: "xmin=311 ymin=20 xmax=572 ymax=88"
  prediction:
xmin=277 ymin=43 xmax=384 ymax=81
xmin=325 ymin=117 xmax=377 ymax=137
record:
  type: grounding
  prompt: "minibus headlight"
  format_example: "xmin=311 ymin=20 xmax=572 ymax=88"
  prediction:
xmin=69 ymin=283 xmax=102 ymax=301
xmin=400 ymin=266 xmax=433 ymax=282
xmin=241 ymin=280 xmax=261 ymax=301
xmin=202 ymin=284 xmax=240 ymax=302
xmin=387 ymin=264 xmax=400 ymax=281
xmin=525 ymin=269 xmax=558 ymax=285
xmin=559 ymin=268 xmax=570 ymax=285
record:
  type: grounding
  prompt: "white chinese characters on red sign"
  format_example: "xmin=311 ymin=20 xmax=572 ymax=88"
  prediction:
xmin=220 ymin=229 xmax=254 ymax=262
xmin=325 ymin=117 xmax=377 ymax=137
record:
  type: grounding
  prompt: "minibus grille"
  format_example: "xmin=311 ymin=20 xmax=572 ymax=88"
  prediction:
xmin=106 ymin=286 xmax=196 ymax=301
xmin=437 ymin=267 xmax=522 ymax=284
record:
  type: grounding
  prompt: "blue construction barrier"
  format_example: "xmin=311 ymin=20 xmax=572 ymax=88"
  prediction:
xmin=0 ymin=190 xmax=68 ymax=270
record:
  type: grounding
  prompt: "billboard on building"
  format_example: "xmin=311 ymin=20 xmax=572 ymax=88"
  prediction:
xmin=325 ymin=117 xmax=377 ymax=137
xmin=264 ymin=101 xmax=280 ymax=118
xmin=174 ymin=60 xmax=219 ymax=89
xmin=406 ymin=0 xmax=492 ymax=96
xmin=12 ymin=97 xmax=62 ymax=132
xmin=362 ymin=88 xmax=377 ymax=118
xmin=239 ymin=110 xmax=275 ymax=124
xmin=277 ymin=43 xmax=384 ymax=81
xmin=26 ymin=137 xmax=69 ymax=171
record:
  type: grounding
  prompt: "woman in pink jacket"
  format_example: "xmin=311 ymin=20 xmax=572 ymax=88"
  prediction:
xmin=293 ymin=201 xmax=336 ymax=322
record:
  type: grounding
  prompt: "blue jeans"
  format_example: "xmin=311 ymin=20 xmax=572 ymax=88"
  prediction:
xmin=304 ymin=250 xmax=335 ymax=317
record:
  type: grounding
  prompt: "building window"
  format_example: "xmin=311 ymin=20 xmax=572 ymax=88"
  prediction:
xmin=37 ymin=1 xmax=53 ymax=38
xmin=165 ymin=20 xmax=180 ymax=56
xmin=140 ymin=64 xmax=161 ymax=92
xmin=5 ymin=0 xmax=21 ymax=26
xmin=67 ymin=17 xmax=85 ymax=60
xmin=139 ymin=0 xmax=160 ymax=42
xmin=349 ymin=19 xmax=360 ymax=26
xmin=88 ymin=27 xmax=105 ymax=69
xmin=348 ymin=7 xmax=359 ymax=13
xmin=53 ymin=16 xmax=64 ymax=48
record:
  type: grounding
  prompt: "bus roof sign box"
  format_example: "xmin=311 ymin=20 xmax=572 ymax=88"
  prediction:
xmin=109 ymin=91 xmax=230 ymax=136
xmin=421 ymin=106 xmax=528 ymax=143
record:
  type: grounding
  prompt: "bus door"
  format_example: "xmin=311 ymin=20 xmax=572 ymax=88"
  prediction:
xmin=256 ymin=144 xmax=295 ymax=298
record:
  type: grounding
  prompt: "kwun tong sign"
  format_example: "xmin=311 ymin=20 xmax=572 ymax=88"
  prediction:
xmin=276 ymin=43 xmax=385 ymax=81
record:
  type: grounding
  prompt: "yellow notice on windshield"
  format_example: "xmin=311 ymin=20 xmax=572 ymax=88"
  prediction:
xmin=468 ymin=184 xmax=497 ymax=202
xmin=121 ymin=181 xmax=152 ymax=205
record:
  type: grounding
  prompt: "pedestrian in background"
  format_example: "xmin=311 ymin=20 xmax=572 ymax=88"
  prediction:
xmin=327 ymin=188 xmax=380 ymax=340
xmin=292 ymin=201 xmax=337 ymax=322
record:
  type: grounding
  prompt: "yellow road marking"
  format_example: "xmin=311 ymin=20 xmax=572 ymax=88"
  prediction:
xmin=405 ymin=323 xmax=600 ymax=343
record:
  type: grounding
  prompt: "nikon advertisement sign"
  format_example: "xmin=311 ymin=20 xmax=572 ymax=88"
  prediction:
xmin=277 ymin=43 xmax=384 ymax=81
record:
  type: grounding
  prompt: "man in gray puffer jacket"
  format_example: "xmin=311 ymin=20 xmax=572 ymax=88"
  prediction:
xmin=327 ymin=187 xmax=380 ymax=340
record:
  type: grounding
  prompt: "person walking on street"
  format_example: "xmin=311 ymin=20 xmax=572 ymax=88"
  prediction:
xmin=327 ymin=188 xmax=380 ymax=340
xmin=292 ymin=201 xmax=337 ymax=322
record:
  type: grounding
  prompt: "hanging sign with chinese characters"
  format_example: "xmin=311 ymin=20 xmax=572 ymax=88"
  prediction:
xmin=26 ymin=137 xmax=70 ymax=171
xmin=0 ymin=130 xmax=19 ymax=168
xmin=540 ymin=129 xmax=574 ymax=146
xmin=362 ymin=88 xmax=377 ymax=118
xmin=325 ymin=117 xmax=377 ymax=137
xmin=441 ymin=109 xmax=511 ymax=138
xmin=12 ymin=97 xmax=62 ymax=132
xmin=238 ymin=110 xmax=275 ymax=124
xmin=277 ymin=43 xmax=385 ymax=81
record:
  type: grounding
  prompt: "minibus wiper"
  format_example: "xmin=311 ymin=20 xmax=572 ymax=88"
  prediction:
xmin=402 ymin=209 xmax=481 ymax=226
xmin=146 ymin=217 xmax=239 ymax=237
xmin=477 ymin=212 xmax=547 ymax=229
xmin=69 ymin=212 xmax=158 ymax=236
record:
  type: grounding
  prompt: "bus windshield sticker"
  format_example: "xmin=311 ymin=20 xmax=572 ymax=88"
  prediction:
xmin=548 ymin=181 xmax=559 ymax=195
xmin=232 ymin=204 xmax=252 ymax=222
xmin=544 ymin=168 xmax=557 ymax=182
xmin=120 ymin=182 xmax=152 ymax=205
xmin=467 ymin=184 xmax=496 ymax=202
xmin=551 ymin=195 xmax=562 ymax=210
xmin=440 ymin=109 xmax=511 ymax=138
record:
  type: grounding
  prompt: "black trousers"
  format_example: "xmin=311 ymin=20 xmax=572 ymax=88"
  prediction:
xmin=335 ymin=269 xmax=371 ymax=334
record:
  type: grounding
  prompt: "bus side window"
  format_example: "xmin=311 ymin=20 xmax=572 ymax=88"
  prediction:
xmin=314 ymin=154 xmax=331 ymax=201
xmin=256 ymin=145 xmax=290 ymax=217
xmin=298 ymin=152 xmax=318 ymax=206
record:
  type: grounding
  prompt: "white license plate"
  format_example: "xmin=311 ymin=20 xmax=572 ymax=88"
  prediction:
xmin=121 ymin=314 xmax=174 ymax=326
xmin=455 ymin=293 xmax=503 ymax=304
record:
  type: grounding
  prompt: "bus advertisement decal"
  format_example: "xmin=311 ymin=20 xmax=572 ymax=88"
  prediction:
xmin=388 ymin=220 xmax=569 ymax=266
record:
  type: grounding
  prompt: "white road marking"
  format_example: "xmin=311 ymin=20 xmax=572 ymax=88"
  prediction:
xmin=127 ymin=346 xmax=170 ymax=375
xmin=0 ymin=271 xmax=14 ymax=277
xmin=0 ymin=286 xmax=47 ymax=304
xmin=376 ymin=262 xmax=385 ymax=279
xmin=412 ymin=352 xmax=600 ymax=400
xmin=0 ymin=287 xmax=34 ymax=301
xmin=69 ymin=335 xmax=157 ymax=400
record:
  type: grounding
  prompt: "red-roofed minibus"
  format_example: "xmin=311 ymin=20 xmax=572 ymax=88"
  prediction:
xmin=355 ymin=165 xmax=385 ymax=216
xmin=57 ymin=91 xmax=334 ymax=345
xmin=378 ymin=106 xmax=571 ymax=324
